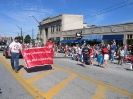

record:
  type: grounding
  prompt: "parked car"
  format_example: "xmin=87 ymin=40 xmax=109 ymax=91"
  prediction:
xmin=0 ymin=42 xmax=6 ymax=51
xmin=3 ymin=46 xmax=23 ymax=58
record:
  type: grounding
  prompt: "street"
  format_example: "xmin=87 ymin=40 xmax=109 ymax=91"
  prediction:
xmin=0 ymin=51 xmax=133 ymax=99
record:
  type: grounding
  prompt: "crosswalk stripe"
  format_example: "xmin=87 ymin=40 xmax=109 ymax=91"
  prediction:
xmin=55 ymin=65 xmax=133 ymax=99
xmin=26 ymin=69 xmax=57 ymax=83
xmin=92 ymin=85 xmax=106 ymax=99
xmin=43 ymin=74 xmax=76 ymax=99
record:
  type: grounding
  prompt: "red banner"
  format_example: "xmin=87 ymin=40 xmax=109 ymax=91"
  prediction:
xmin=22 ymin=47 xmax=54 ymax=68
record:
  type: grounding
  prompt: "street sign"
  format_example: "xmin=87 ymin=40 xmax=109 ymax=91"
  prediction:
xmin=76 ymin=30 xmax=82 ymax=39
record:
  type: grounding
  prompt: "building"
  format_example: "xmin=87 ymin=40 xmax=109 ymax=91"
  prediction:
xmin=38 ymin=14 xmax=86 ymax=44
xmin=38 ymin=14 xmax=133 ymax=45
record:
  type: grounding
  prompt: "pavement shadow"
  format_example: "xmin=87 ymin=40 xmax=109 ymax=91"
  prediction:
xmin=124 ymin=68 xmax=133 ymax=71
xmin=93 ymin=64 xmax=104 ymax=68
xmin=25 ymin=65 xmax=52 ymax=73
xmin=0 ymin=89 xmax=2 ymax=94
xmin=18 ymin=65 xmax=25 ymax=71
xmin=76 ymin=63 xmax=86 ymax=67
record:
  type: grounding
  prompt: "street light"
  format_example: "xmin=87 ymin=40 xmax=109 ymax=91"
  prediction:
xmin=29 ymin=15 xmax=41 ymax=46
xmin=29 ymin=15 xmax=40 ymax=25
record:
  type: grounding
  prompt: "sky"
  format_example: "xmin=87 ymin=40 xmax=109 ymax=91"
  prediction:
xmin=0 ymin=0 xmax=133 ymax=38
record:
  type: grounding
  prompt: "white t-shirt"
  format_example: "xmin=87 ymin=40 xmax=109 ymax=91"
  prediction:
xmin=75 ymin=47 xmax=78 ymax=52
xmin=78 ymin=48 xmax=82 ymax=54
xmin=9 ymin=42 xmax=22 ymax=53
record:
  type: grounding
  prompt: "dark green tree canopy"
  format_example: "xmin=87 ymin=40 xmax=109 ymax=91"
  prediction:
xmin=24 ymin=35 xmax=31 ymax=43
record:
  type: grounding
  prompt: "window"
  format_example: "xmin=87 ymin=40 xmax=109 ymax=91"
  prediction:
xmin=58 ymin=26 xmax=60 ymax=31
xmin=56 ymin=26 xmax=58 ymax=31
xmin=51 ymin=27 xmax=53 ymax=32
xmin=130 ymin=35 xmax=132 ymax=39
xmin=53 ymin=26 xmax=54 ymax=32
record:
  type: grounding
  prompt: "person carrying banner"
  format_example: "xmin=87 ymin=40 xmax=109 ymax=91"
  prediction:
xmin=45 ymin=38 xmax=54 ymax=69
xmin=8 ymin=37 xmax=22 ymax=73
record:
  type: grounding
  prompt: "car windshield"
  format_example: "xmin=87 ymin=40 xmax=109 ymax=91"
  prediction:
xmin=0 ymin=42 xmax=6 ymax=45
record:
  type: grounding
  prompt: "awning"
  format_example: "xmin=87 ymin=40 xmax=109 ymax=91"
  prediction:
xmin=73 ymin=39 xmax=83 ymax=43
xmin=53 ymin=40 xmax=59 ymax=43
xmin=82 ymin=35 xmax=101 ymax=40
xmin=102 ymin=35 xmax=124 ymax=40
xmin=60 ymin=40 xmax=74 ymax=43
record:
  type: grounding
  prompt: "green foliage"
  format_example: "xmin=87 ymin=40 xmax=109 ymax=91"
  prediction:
xmin=17 ymin=36 xmax=23 ymax=44
xmin=24 ymin=35 xmax=31 ymax=43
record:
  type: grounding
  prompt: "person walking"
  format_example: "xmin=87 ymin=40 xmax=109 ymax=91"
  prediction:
xmin=45 ymin=38 xmax=54 ymax=69
xmin=118 ymin=47 xmax=125 ymax=66
xmin=8 ymin=37 xmax=22 ymax=73
xmin=102 ymin=45 xmax=109 ymax=68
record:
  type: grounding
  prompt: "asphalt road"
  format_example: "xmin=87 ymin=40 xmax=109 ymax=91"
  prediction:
xmin=0 ymin=51 xmax=133 ymax=99
xmin=0 ymin=60 xmax=33 ymax=99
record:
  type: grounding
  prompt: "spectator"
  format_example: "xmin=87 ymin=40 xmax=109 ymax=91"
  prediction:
xmin=118 ymin=47 xmax=125 ymax=66
xmin=102 ymin=45 xmax=109 ymax=68
xmin=82 ymin=45 xmax=90 ymax=65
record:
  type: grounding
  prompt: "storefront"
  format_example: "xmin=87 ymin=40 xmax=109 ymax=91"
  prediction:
xmin=102 ymin=34 xmax=124 ymax=46
xmin=82 ymin=35 xmax=102 ymax=46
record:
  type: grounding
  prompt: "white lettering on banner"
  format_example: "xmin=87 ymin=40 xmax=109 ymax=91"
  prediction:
xmin=27 ymin=58 xmax=53 ymax=63
xmin=23 ymin=51 xmax=51 ymax=56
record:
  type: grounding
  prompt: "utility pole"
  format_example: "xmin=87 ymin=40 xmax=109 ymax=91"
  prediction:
xmin=16 ymin=25 xmax=23 ymax=43
xmin=32 ymin=28 xmax=34 ymax=40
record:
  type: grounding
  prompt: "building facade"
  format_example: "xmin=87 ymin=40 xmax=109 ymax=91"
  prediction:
xmin=38 ymin=14 xmax=133 ymax=45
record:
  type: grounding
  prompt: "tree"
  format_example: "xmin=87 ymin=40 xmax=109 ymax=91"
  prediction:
xmin=17 ymin=36 xmax=23 ymax=44
xmin=24 ymin=35 xmax=31 ymax=43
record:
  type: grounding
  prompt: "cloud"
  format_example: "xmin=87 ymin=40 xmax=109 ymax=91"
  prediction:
xmin=0 ymin=0 xmax=57 ymax=38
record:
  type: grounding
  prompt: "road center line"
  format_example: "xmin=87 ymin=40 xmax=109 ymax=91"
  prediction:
xmin=55 ymin=65 xmax=133 ymax=99
xmin=0 ymin=56 xmax=45 ymax=99
xmin=43 ymin=74 xmax=76 ymax=99
xmin=92 ymin=85 xmax=106 ymax=99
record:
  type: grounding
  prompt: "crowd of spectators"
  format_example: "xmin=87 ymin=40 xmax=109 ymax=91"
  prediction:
xmin=55 ymin=40 xmax=133 ymax=70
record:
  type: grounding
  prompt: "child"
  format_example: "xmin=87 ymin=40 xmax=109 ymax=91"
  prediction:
xmin=96 ymin=51 xmax=104 ymax=66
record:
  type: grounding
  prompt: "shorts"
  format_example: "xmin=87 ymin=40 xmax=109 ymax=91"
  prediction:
xmin=104 ymin=54 xmax=109 ymax=60
xmin=78 ymin=54 xmax=82 ymax=58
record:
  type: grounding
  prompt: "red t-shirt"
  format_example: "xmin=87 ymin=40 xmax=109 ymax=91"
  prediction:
xmin=45 ymin=42 xmax=54 ymax=52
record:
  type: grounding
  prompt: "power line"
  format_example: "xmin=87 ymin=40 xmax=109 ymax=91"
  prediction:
xmin=62 ymin=0 xmax=133 ymax=25
xmin=84 ymin=0 xmax=130 ymax=18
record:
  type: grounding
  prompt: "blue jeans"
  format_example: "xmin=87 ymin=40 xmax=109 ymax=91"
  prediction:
xmin=111 ymin=52 xmax=114 ymax=61
xmin=11 ymin=52 xmax=19 ymax=71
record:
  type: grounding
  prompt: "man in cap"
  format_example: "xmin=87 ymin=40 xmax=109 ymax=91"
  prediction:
xmin=8 ymin=37 xmax=22 ymax=73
